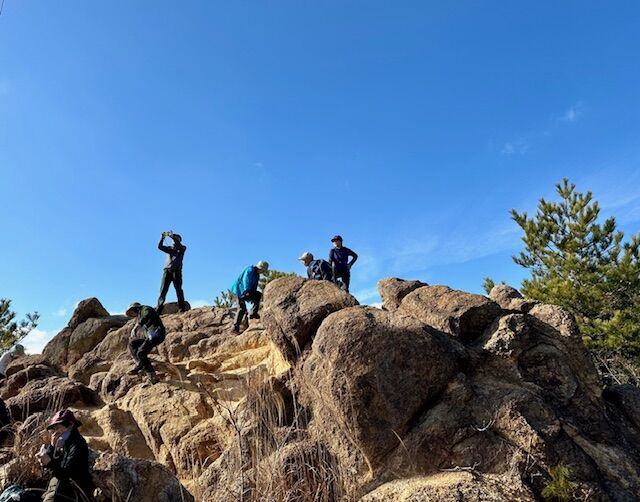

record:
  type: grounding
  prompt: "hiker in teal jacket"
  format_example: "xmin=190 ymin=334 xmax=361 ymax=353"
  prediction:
xmin=229 ymin=261 xmax=269 ymax=335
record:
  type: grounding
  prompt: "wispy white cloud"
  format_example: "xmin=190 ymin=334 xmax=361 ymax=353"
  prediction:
xmin=390 ymin=222 xmax=520 ymax=275
xmin=499 ymin=102 xmax=587 ymax=157
xmin=21 ymin=328 xmax=58 ymax=355
xmin=352 ymin=286 xmax=379 ymax=302
xmin=189 ymin=299 xmax=209 ymax=308
xmin=54 ymin=308 xmax=67 ymax=317
xmin=501 ymin=139 xmax=530 ymax=156
xmin=559 ymin=102 xmax=586 ymax=123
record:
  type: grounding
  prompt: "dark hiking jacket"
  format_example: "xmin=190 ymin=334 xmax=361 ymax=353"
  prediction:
xmin=45 ymin=428 xmax=94 ymax=501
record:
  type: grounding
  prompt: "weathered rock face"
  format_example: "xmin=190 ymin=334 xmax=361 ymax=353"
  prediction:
xmin=262 ymin=276 xmax=359 ymax=362
xmin=2 ymin=281 xmax=640 ymax=502
xmin=302 ymin=306 xmax=460 ymax=470
xmin=93 ymin=452 xmax=195 ymax=502
xmin=42 ymin=298 xmax=124 ymax=368
xmin=489 ymin=284 xmax=538 ymax=312
xmin=377 ymin=277 xmax=427 ymax=311
xmin=399 ymin=285 xmax=502 ymax=340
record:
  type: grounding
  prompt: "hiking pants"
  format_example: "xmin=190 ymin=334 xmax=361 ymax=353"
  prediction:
xmin=233 ymin=290 xmax=262 ymax=330
xmin=334 ymin=270 xmax=351 ymax=292
xmin=157 ymin=268 xmax=186 ymax=314
xmin=129 ymin=337 xmax=161 ymax=374
xmin=42 ymin=477 xmax=95 ymax=502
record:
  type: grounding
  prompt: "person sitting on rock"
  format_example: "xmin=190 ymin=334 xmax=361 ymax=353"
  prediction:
xmin=328 ymin=235 xmax=358 ymax=292
xmin=37 ymin=409 xmax=95 ymax=502
xmin=125 ymin=302 xmax=166 ymax=384
xmin=298 ymin=252 xmax=334 ymax=281
xmin=157 ymin=230 xmax=188 ymax=314
xmin=0 ymin=344 xmax=25 ymax=382
xmin=0 ymin=397 xmax=11 ymax=447
xmin=229 ymin=261 xmax=269 ymax=336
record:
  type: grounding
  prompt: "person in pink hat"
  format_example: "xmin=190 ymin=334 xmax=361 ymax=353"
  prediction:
xmin=36 ymin=409 xmax=95 ymax=502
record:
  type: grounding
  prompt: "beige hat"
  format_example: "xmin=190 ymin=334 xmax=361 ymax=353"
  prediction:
xmin=298 ymin=251 xmax=314 ymax=261
xmin=256 ymin=261 xmax=269 ymax=272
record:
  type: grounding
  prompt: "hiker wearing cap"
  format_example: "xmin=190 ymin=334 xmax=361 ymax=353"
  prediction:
xmin=125 ymin=303 xmax=166 ymax=384
xmin=328 ymin=235 xmax=358 ymax=292
xmin=229 ymin=261 xmax=269 ymax=336
xmin=298 ymin=252 xmax=334 ymax=281
xmin=37 ymin=409 xmax=95 ymax=502
xmin=157 ymin=230 xmax=188 ymax=314
xmin=0 ymin=344 xmax=25 ymax=381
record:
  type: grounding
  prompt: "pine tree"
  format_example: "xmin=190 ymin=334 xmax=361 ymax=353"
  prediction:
xmin=0 ymin=299 xmax=39 ymax=351
xmin=511 ymin=179 xmax=640 ymax=365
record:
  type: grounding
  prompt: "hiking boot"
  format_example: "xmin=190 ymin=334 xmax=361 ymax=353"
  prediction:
xmin=127 ymin=367 xmax=141 ymax=376
xmin=231 ymin=328 xmax=241 ymax=336
xmin=249 ymin=313 xmax=260 ymax=320
xmin=148 ymin=373 xmax=159 ymax=384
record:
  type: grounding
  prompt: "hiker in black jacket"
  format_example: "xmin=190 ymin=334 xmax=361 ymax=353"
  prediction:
xmin=126 ymin=302 xmax=166 ymax=384
xmin=157 ymin=231 xmax=187 ymax=314
xmin=37 ymin=409 xmax=95 ymax=502
xmin=0 ymin=397 xmax=10 ymax=447
xmin=298 ymin=252 xmax=334 ymax=281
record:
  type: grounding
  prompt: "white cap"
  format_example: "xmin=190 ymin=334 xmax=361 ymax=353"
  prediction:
xmin=256 ymin=260 xmax=269 ymax=272
xmin=298 ymin=252 xmax=314 ymax=261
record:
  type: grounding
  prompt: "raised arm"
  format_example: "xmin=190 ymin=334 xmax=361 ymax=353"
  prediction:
xmin=158 ymin=234 xmax=171 ymax=253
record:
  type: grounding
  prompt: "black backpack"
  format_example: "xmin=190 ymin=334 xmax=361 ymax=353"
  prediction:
xmin=309 ymin=260 xmax=333 ymax=281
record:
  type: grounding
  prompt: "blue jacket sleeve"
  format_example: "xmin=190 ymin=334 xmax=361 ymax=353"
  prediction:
xmin=241 ymin=267 xmax=259 ymax=296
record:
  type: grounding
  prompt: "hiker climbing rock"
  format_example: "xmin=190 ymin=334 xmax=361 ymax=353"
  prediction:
xmin=157 ymin=230 xmax=188 ymax=314
xmin=229 ymin=261 xmax=269 ymax=336
xmin=0 ymin=344 xmax=25 ymax=381
xmin=37 ymin=409 xmax=95 ymax=502
xmin=328 ymin=235 xmax=358 ymax=292
xmin=298 ymin=252 xmax=334 ymax=281
xmin=126 ymin=302 xmax=166 ymax=384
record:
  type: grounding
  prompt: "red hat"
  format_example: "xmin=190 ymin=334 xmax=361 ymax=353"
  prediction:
xmin=47 ymin=409 xmax=81 ymax=430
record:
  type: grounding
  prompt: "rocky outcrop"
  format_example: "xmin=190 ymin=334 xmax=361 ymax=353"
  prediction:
xmin=262 ymin=276 xmax=358 ymax=362
xmin=2 ymin=278 xmax=640 ymax=502
xmin=302 ymin=307 xmax=460 ymax=470
xmin=42 ymin=298 xmax=126 ymax=368
xmin=489 ymin=284 xmax=538 ymax=312
xmin=377 ymin=277 xmax=427 ymax=311
xmin=399 ymin=285 xmax=501 ymax=340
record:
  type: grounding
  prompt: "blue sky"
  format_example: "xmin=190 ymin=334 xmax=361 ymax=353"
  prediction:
xmin=2 ymin=1 xmax=640 ymax=352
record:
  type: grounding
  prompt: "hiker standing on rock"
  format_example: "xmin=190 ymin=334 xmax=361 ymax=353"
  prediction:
xmin=157 ymin=231 xmax=188 ymax=314
xmin=126 ymin=303 xmax=166 ymax=384
xmin=229 ymin=261 xmax=269 ymax=336
xmin=298 ymin=252 xmax=334 ymax=281
xmin=37 ymin=409 xmax=95 ymax=502
xmin=328 ymin=235 xmax=358 ymax=292
xmin=0 ymin=344 xmax=25 ymax=381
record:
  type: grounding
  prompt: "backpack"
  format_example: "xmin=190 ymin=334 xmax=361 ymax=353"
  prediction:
xmin=309 ymin=260 xmax=333 ymax=281
xmin=0 ymin=485 xmax=39 ymax=502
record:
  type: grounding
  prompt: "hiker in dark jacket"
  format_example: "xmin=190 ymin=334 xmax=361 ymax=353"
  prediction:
xmin=298 ymin=252 xmax=334 ymax=281
xmin=229 ymin=261 xmax=269 ymax=336
xmin=328 ymin=235 xmax=358 ymax=292
xmin=126 ymin=303 xmax=166 ymax=384
xmin=157 ymin=231 xmax=187 ymax=314
xmin=0 ymin=397 xmax=10 ymax=447
xmin=37 ymin=409 xmax=95 ymax=502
